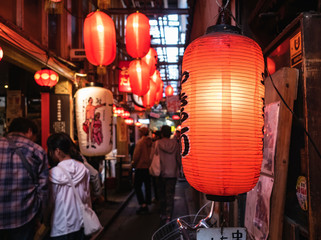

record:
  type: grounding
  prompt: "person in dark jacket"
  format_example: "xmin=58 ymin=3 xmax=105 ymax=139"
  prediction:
xmin=158 ymin=125 xmax=180 ymax=224
xmin=132 ymin=127 xmax=153 ymax=214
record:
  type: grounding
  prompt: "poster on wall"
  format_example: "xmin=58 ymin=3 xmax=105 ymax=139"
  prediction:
xmin=50 ymin=94 xmax=71 ymax=135
xmin=261 ymin=102 xmax=280 ymax=176
xmin=75 ymin=86 xmax=113 ymax=157
xmin=245 ymin=175 xmax=274 ymax=240
xmin=6 ymin=90 xmax=23 ymax=124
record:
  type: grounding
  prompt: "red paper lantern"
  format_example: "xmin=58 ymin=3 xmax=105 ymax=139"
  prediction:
xmin=151 ymin=70 xmax=161 ymax=92
xmin=155 ymin=80 xmax=164 ymax=104
xmin=181 ymin=25 xmax=265 ymax=197
xmin=142 ymin=48 xmax=158 ymax=75
xmin=114 ymin=107 xmax=124 ymax=117
xmin=266 ymin=57 xmax=276 ymax=75
xmin=125 ymin=118 xmax=134 ymax=125
xmin=165 ymin=85 xmax=174 ymax=97
xmin=128 ymin=59 xmax=150 ymax=96
xmin=34 ymin=69 xmax=59 ymax=87
xmin=135 ymin=122 xmax=142 ymax=127
xmin=84 ymin=11 xmax=116 ymax=68
xmin=0 ymin=47 xmax=3 ymax=61
xmin=172 ymin=115 xmax=180 ymax=120
xmin=126 ymin=12 xmax=150 ymax=58
xmin=142 ymin=80 xmax=157 ymax=108
xmin=121 ymin=111 xmax=130 ymax=118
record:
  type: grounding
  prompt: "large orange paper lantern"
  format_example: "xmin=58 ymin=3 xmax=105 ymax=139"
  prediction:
xmin=126 ymin=12 xmax=150 ymax=58
xmin=84 ymin=11 xmax=116 ymax=70
xmin=151 ymin=70 xmax=161 ymax=91
xmin=165 ymin=85 xmax=174 ymax=97
xmin=34 ymin=69 xmax=59 ymax=87
xmin=128 ymin=59 xmax=150 ymax=96
xmin=142 ymin=48 xmax=158 ymax=75
xmin=181 ymin=24 xmax=265 ymax=197
xmin=142 ymin=80 xmax=157 ymax=108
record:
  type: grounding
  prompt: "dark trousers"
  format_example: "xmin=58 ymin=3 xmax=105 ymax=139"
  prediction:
xmin=134 ymin=168 xmax=151 ymax=205
xmin=159 ymin=177 xmax=177 ymax=219
xmin=50 ymin=229 xmax=86 ymax=240
xmin=0 ymin=216 xmax=36 ymax=240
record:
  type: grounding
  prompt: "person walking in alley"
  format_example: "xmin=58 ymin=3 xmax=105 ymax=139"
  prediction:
xmin=132 ymin=127 xmax=153 ymax=214
xmin=47 ymin=132 xmax=92 ymax=239
xmin=158 ymin=125 xmax=180 ymax=224
xmin=0 ymin=117 xmax=49 ymax=240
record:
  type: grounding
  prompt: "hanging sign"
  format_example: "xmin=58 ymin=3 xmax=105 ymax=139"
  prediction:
xmin=290 ymin=31 xmax=302 ymax=67
xmin=296 ymin=176 xmax=307 ymax=211
xmin=197 ymin=228 xmax=246 ymax=240
xmin=75 ymin=86 xmax=113 ymax=156
xmin=118 ymin=61 xmax=132 ymax=93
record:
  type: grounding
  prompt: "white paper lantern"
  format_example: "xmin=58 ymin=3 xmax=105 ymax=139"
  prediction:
xmin=75 ymin=86 xmax=113 ymax=156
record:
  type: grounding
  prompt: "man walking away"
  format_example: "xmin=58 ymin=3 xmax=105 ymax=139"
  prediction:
xmin=132 ymin=127 xmax=153 ymax=214
xmin=0 ymin=117 xmax=49 ymax=240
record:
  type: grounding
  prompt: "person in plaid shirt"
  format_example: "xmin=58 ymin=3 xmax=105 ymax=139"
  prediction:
xmin=0 ymin=117 xmax=49 ymax=240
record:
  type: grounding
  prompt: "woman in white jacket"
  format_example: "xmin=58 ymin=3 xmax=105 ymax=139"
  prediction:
xmin=47 ymin=132 xmax=91 ymax=239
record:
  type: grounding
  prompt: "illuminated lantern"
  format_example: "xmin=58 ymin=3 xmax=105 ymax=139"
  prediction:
xmin=151 ymin=70 xmax=161 ymax=91
xmin=172 ymin=115 xmax=180 ymax=120
xmin=126 ymin=12 xmax=150 ymax=58
xmin=135 ymin=122 xmax=142 ymax=127
xmin=34 ymin=69 xmax=59 ymax=87
xmin=84 ymin=10 xmax=116 ymax=74
xmin=181 ymin=24 xmax=265 ymax=197
xmin=114 ymin=107 xmax=124 ymax=117
xmin=142 ymin=48 xmax=158 ymax=75
xmin=128 ymin=59 xmax=150 ymax=96
xmin=125 ymin=118 xmax=134 ymax=125
xmin=75 ymin=86 xmax=113 ymax=156
xmin=142 ymin=80 xmax=157 ymax=108
xmin=0 ymin=47 xmax=3 ymax=61
xmin=121 ymin=111 xmax=130 ymax=118
xmin=155 ymin=80 xmax=164 ymax=104
xmin=165 ymin=85 xmax=174 ymax=97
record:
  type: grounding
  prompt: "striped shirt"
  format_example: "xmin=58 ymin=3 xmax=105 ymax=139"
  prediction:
xmin=0 ymin=133 xmax=49 ymax=229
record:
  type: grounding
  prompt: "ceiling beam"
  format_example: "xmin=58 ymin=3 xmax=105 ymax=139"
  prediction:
xmin=104 ymin=8 xmax=189 ymax=15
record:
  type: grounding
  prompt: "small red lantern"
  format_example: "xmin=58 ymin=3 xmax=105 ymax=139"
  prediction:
xmin=155 ymin=80 xmax=164 ymax=104
xmin=128 ymin=59 xmax=150 ymax=96
xmin=126 ymin=12 xmax=150 ymax=58
xmin=172 ymin=115 xmax=180 ymax=120
xmin=151 ymin=70 xmax=161 ymax=92
xmin=84 ymin=11 xmax=116 ymax=72
xmin=181 ymin=24 xmax=265 ymax=197
xmin=142 ymin=48 xmax=157 ymax=76
xmin=135 ymin=122 xmax=142 ymax=127
xmin=121 ymin=111 xmax=130 ymax=118
xmin=125 ymin=118 xmax=134 ymax=125
xmin=34 ymin=69 xmax=59 ymax=87
xmin=165 ymin=85 xmax=174 ymax=97
xmin=114 ymin=107 xmax=124 ymax=117
xmin=142 ymin=80 xmax=157 ymax=108
xmin=0 ymin=47 xmax=3 ymax=61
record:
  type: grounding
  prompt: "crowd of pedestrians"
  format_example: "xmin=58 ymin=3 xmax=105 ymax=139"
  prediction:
xmin=0 ymin=117 xmax=181 ymax=239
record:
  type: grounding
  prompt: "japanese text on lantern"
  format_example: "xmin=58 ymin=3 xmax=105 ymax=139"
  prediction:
xmin=180 ymin=71 xmax=190 ymax=157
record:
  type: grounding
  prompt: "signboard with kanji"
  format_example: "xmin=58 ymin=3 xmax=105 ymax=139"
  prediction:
xmin=196 ymin=227 xmax=246 ymax=240
xmin=118 ymin=61 xmax=132 ymax=93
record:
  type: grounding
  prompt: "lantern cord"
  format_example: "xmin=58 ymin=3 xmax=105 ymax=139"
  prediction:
xmin=216 ymin=0 xmax=230 ymax=10
xmin=265 ymin=71 xmax=321 ymax=160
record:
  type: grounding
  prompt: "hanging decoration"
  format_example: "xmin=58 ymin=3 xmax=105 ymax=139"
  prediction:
xmin=128 ymin=59 xmax=150 ymax=96
xmin=181 ymin=22 xmax=265 ymax=197
xmin=114 ymin=107 xmax=124 ymax=117
xmin=142 ymin=80 xmax=157 ymax=109
xmin=165 ymin=85 xmax=174 ymax=97
xmin=155 ymin=80 xmax=164 ymax=104
xmin=118 ymin=61 xmax=132 ymax=93
xmin=84 ymin=10 xmax=116 ymax=75
xmin=126 ymin=12 xmax=150 ymax=58
xmin=34 ymin=69 xmax=59 ymax=87
xmin=0 ymin=47 xmax=3 ymax=61
xmin=121 ymin=111 xmax=130 ymax=118
xmin=142 ymin=48 xmax=158 ymax=76
xmin=151 ymin=70 xmax=162 ymax=92
xmin=75 ymin=86 xmax=113 ymax=156
xmin=125 ymin=118 xmax=134 ymax=125
xmin=135 ymin=122 xmax=142 ymax=127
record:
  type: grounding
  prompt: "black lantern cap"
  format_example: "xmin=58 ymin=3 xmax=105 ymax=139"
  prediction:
xmin=206 ymin=194 xmax=236 ymax=202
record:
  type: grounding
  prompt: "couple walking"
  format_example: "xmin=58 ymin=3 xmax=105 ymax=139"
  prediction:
xmin=132 ymin=125 xmax=181 ymax=224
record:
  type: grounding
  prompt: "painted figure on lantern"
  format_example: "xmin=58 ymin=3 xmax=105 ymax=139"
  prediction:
xmin=92 ymin=112 xmax=103 ymax=145
xmin=83 ymin=97 xmax=106 ymax=148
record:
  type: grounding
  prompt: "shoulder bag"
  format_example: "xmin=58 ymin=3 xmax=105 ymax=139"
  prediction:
xmin=57 ymin=166 xmax=102 ymax=236
xmin=149 ymin=141 xmax=161 ymax=176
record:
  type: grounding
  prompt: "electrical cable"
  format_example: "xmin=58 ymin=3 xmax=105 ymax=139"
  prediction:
xmin=265 ymin=69 xmax=321 ymax=160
